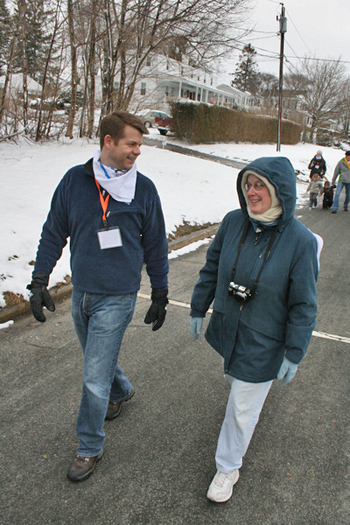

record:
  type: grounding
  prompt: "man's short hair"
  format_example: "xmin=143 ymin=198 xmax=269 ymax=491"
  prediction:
xmin=100 ymin=110 xmax=149 ymax=150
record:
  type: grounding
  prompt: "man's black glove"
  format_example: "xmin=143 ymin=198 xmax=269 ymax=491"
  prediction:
xmin=27 ymin=271 xmax=55 ymax=322
xmin=144 ymin=288 xmax=168 ymax=331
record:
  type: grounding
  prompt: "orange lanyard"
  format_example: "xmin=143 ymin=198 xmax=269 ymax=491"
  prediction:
xmin=94 ymin=179 xmax=110 ymax=229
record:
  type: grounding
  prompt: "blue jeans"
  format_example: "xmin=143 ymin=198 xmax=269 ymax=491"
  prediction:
xmin=332 ymin=182 xmax=350 ymax=211
xmin=71 ymin=288 xmax=137 ymax=457
xmin=309 ymin=193 xmax=318 ymax=207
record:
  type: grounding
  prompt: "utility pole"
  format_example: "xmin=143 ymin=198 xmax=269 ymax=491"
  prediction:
xmin=276 ymin=3 xmax=287 ymax=152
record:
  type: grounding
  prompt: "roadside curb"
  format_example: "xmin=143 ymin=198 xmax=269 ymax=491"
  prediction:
xmin=143 ymin=136 xmax=247 ymax=169
xmin=0 ymin=224 xmax=220 ymax=324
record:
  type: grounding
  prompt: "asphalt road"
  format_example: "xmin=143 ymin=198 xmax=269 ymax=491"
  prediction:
xmin=0 ymin=190 xmax=349 ymax=524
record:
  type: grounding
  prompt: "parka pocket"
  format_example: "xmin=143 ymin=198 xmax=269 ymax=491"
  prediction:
xmin=205 ymin=310 xmax=225 ymax=357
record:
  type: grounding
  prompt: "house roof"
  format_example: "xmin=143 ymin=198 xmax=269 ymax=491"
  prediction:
xmin=217 ymin=84 xmax=252 ymax=97
xmin=0 ymin=73 xmax=41 ymax=94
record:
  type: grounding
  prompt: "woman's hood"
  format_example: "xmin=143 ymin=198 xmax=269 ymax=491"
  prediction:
xmin=237 ymin=156 xmax=297 ymax=227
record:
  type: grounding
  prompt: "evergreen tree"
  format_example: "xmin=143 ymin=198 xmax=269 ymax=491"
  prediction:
xmin=25 ymin=0 xmax=47 ymax=82
xmin=13 ymin=0 xmax=51 ymax=82
xmin=232 ymin=43 xmax=259 ymax=95
xmin=0 ymin=0 xmax=10 ymax=75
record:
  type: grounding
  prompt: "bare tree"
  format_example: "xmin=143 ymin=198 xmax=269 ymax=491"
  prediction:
xmin=65 ymin=0 xmax=78 ymax=138
xmin=35 ymin=0 xmax=65 ymax=141
xmin=284 ymin=71 xmax=309 ymax=95
xmin=87 ymin=0 xmax=98 ymax=137
xmin=17 ymin=0 xmax=29 ymax=131
xmin=337 ymin=77 xmax=350 ymax=140
xmin=41 ymin=37 xmax=69 ymax=138
xmin=255 ymin=72 xmax=278 ymax=115
xmin=78 ymin=0 xmax=99 ymax=138
xmin=97 ymin=0 xmax=251 ymax=121
xmin=2 ymin=0 xmax=251 ymax=139
xmin=0 ymin=31 xmax=17 ymax=125
xmin=293 ymin=58 xmax=345 ymax=142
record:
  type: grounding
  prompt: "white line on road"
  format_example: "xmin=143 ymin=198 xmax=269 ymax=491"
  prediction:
xmin=138 ymin=293 xmax=350 ymax=345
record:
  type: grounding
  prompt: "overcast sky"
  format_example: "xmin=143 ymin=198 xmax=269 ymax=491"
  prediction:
xmin=218 ymin=0 xmax=350 ymax=82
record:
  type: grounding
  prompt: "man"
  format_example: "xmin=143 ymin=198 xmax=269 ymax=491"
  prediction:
xmin=331 ymin=150 xmax=350 ymax=213
xmin=27 ymin=111 xmax=169 ymax=481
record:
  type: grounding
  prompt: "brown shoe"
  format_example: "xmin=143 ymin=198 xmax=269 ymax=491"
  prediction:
xmin=105 ymin=387 xmax=135 ymax=420
xmin=67 ymin=450 xmax=103 ymax=482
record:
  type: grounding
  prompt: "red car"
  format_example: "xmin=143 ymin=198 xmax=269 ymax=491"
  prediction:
xmin=138 ymin=110 xmax=172 ymax=135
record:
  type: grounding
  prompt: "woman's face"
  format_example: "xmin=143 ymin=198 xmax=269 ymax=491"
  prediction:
xmin=245 ymin=174 xmax=272 ymax=215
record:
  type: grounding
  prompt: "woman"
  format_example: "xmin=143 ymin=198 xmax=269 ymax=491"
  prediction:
xmin=190 ymin=156 xmax=319 ymax=503
xmin=308 ymin=149 xmax=326 ymax=179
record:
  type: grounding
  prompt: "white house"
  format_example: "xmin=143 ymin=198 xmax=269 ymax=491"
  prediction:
xmin=0 ymin=73 xmax=42 ymax=95
xmin=110 ymin=54 xmax=256 ymax=114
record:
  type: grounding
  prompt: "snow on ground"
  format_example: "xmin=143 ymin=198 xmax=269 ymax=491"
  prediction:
xmin=0 ymin=130 xmax=345 ymax=309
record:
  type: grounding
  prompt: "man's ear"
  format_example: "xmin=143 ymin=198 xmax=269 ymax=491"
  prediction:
xmin=103 ymin=134 xmax=113 ymax=150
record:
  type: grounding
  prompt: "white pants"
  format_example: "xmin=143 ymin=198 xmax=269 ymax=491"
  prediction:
xmin=215 ymin=376 xmax=273 ymax=473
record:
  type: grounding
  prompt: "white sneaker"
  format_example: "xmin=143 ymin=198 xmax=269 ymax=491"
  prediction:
xmin=207 ymin=469 xmax=240 ymax=502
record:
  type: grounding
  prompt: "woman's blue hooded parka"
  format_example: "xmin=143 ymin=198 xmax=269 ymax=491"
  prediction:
xmin=190 ymin=157 xmax=318 ymax=383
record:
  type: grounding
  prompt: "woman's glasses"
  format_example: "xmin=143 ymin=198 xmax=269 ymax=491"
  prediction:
xmin=244 ymin=181 xmax=266 ymax=192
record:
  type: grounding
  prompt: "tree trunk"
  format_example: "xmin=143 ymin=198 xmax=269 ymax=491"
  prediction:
xmin=0 ymin=34 xmax=17 ymax=125
xmin=18 ymin=0 xmax=28 ymax=131
xmin=87 ymin=0 xmax=97 ymax=138
xmin=35 ymin=3 xmax=61 ymax=141
xmin=65 ymin=0 xmax=78 ymax=138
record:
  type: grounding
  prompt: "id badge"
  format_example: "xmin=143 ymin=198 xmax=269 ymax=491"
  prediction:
xmin=97 ymin=226 xmax=123 ymax=249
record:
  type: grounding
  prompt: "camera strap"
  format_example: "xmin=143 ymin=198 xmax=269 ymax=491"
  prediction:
xmin=230 ymin=218 xmax=279 ymax=296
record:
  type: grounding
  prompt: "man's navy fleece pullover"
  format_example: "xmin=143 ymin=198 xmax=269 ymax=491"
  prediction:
xmin=34 ymin=158 xmax=169 ymax=294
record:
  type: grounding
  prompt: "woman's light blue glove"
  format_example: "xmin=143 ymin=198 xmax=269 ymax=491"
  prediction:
xmin=190 ymin=317 xmax=203 ymax=340
xmin=277 ymin=357 xmax=298 ymax=386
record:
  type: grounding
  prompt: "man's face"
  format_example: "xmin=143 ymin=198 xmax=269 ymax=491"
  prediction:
xmin=102 ymin=124 xmax=143 ymax=170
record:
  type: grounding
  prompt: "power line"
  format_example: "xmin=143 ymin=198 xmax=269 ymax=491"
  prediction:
xmin=285 ymin=8 xmax=313 ymax=55
xmin=284 ymin=39 xmax=307 ymax=69
xmin=248 ymin=35 xmax=278 ymax=42
xmin=285 ymin=54 xmax=350 ymax=65
xmin=234 ymin=36 xmax=350 ymax=67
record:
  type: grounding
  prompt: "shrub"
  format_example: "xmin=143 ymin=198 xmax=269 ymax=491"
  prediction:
xmin=169 ymin=102 xmax=301 ymax=144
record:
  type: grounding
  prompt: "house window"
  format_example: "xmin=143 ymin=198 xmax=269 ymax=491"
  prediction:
xmin=211 ymin=78 xmax=213 ymax=86
xmin=141 ymin=82 xmax=146 ymax=95
xmin=146 ymin=57 xmax=151 ymax=66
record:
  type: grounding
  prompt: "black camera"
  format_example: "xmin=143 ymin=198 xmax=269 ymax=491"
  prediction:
xmin=228 ymin=281 xmax=253 ymax=304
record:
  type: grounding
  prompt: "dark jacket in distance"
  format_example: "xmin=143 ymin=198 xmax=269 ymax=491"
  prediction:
xmin=308 ymin=155 xmax=326 ymax=178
